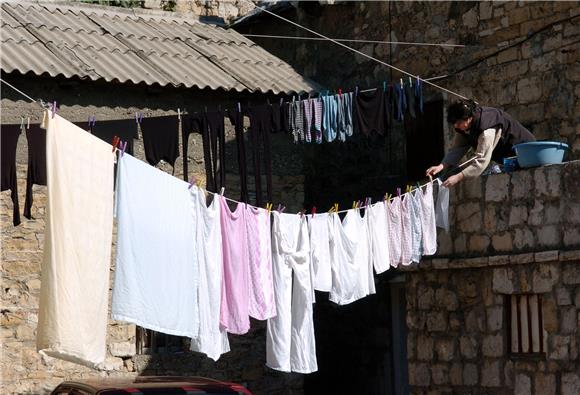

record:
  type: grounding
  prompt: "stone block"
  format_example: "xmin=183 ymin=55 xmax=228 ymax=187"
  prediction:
xmin=454 ymin=233 xmax=467 ymax=254
xmin=576 ymin=288 xmax=580 ymax=309
xmin=489 ymin=254 xmax=510 ymax=266
xmin=532 ymin=264 xmax=560 ymax=293
xmin=493 ymin=267 xmax=515 ymax=293
xmin=485 ymin=174 xmax=510 ymax=202
xmin=481 ymin=359 xmax=501 ymax=387
xmin=511 ymin=170 xmax=533 ymax=200
xmin=479 ymin=1 xmax=493 ymax=20
xmin=543 ymin=296 xmax=559 ymax=333
xmin=109 ymin=342 xmax=136 ymax=358
xmin=535 ymin=373 xmax=556 ymax=395
xmin=468 ymin=234 xmax=490 ymax=253
xmin=431 ymin=363 xmax=450 ymax=385
xmin=560 ymin=306 xmax=577 ymax=334
xmin=560 ymin=250 xmax=580 ymax=261
xmin=462 ymin=178 xmax=482 ymax=199
xmin=487 ymin=306 xmax=503 ymax=331
xmin=102 ymin=356 xmax=124 ymax=371
xmin=528 ymin=200 xmax=545 ymax=226
xmin=563 ymin=226 xmax=580 ymax=246
xmin=483 ymin=205 xmax=497 ymax=231
xmin=456 ymin=202 xmax=482 ymax=232
xmin=556 ymin=287 xmax=572 ymax=305
xmin=465 ymin=307 xmax=486 ymax=332
xmin=462 ymin=7 xmax=478 ymax=28
xmin=562 ymin=372 xmax=580 ymax=395
xmin=549 ymin=335 xmax=570 ymax=360
xmin=416 ymin=335 xmax=434 ymax=361
xmin=426 ymin=311 xmax=448 ymax=332
xmin=517 ymin=76 xmax=543 ymax=103
xmin=497 ymin=47 xmax=519 ymax=64
xmin=562 ymin=263 xmax=580 ymax=284
xmin=463 ymin=362 xmax=478 ymax=385
xmin=515 ymin=373 xmax=531 ymax=395
xmin=534 ymin=166 xmax=561 ymax=198
xmin=435 ymin=288 xmax=458 ymax=311
xmin=450 ymin=362 xmax=462 ymax=386
xmin=435 ymin=338 xmax=455 ymax=361
xmin=417 ymin=285 xmax=435 ymax=310
xmin=509 ymin=205 xmax=528 ymax=226
xmin=460 ymin=336 xmax=478 ymax=359
xmin=482 ymin=334 xmax=504 ymax=357
xmin=408 ymin=362 xmax=430 ymax=386
xmin=432 ymin=258 xmax=449 ymax=269
xmin=536 ymin=225 xmax=561 ymax=248
xmin=514 ymin=228 xmax=535 ymax=250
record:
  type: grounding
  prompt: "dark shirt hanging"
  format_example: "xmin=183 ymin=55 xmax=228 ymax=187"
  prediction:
xmin=182 ymin=113 xmax=204 ymax=182
xmin=271 ymin=101 xmax=283 ymax=133
xmin=201 ymin=111 xmax=226 ymax=193
xmin=1 ymin=124 xmax=22 ymax=226
xmin=90 ymin=119 xmax=138 ymax=156
xmin=23 ymin=124 xmax=47 ymax=219
xmin=246 ymin=104 xmax=273 ymax=207
xmin=354 ymin=89 xmax=389 ymax=136
xmin=228 ymin=109 xmax=249 ymax=202
xmin=405 ymin=82 xmax=417 ymax=119
xmin=140 ymin=115 xmax=180 ymax=169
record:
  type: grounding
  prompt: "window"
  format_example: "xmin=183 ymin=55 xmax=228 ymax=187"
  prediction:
xmin=506 ymin=294 xmax=546 ymax=355
xmin=136 ymin=326 xmax=187 ymax=355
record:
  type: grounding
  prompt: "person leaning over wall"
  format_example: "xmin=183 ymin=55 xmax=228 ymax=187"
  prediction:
xmin=426 ymin=101 xmax=536 ymax=187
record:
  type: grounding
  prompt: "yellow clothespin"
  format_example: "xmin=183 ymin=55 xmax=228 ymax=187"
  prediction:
xmin=334 ymin=203 xmax=339 ymax=212
xmin=266 ymin=203 xmax=273 ymax=213
xmin=328 ymin=205 xmax=335 ymax=214
xmin=352 ymin=201 xmax=357 ymax=209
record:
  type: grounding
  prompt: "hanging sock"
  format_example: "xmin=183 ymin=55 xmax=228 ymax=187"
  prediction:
xmin=415 ymin=78 xmax=424 ymax=114
xmin=23 ymin=123 xmax=47 ymax=219
xmin=1 ymin=124 xmax=22 ymax=226
xmin=394 ymin=84 xmax=406 ymax=121
xmin=182 ymin=113 xmax=203 ymax=182
xmin=312 ymin=98 xmax=323 ymax=144
xmin=303 ymin=98 xmax=313 ymax=143
xmin=201 ymin=111 xmax=226 ymax=193
xmin=322 ymin=94 xmax=338 ymax=142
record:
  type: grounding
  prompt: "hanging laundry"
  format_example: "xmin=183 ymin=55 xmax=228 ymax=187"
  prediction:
xmin=414 ymin=78 xmax=424 ymax=114
xmin=420 ymin=181 xmax=437 ymax=255
xmin=367 ymin=201 xmax=391 ymax=274
xmin=1 ymin=124 xmax=22 ymax=226
xmin=387 ymin=196 xmax=402 ymax=267
xmin=322 ymin=94 xmax=338 ymax=142
xmin=37 ymin=112 xmax=114 ymax=368
xmin=410 ymin=190 xmax=424 ymax=263
xmin=291 ymin=99 xmax=305 ymax=143
xmin=246 ymin=205 xmax=276 ymax=320
xmin=271 ymin=101 xmax=283 ymax=133
xmin=189 ymin=189 xmax=230 ymax=361
xmin=312 ymin=98 xmax=323 ymax=144
xmin=140 ymin=115 xmax=180 ymax=169
xmin=303 ymin=98 xmax=313 ymax=143
xmin=219 ymin=197 xmax=250 ymax=335
xmin=404 ymin=81 xmax=417 ymax=119
xmin=337 ymin=92 xmax=354 ymax=141
xmin=400 ymin=194 xmax=413 ymax=265
xmin=90 ymin=118 xmax=138 ymax=156
xmin=247 ymin=104 xmax=274 ymax=206
xmin=23 ymin=123 xmax=47 ymax=219
xmin=182 ymin=113 xmax=203 ymax=182
xmin=112 ymin=153 xmax=199 ymax=338
xmin=435 ymin=179 xmax=450 ymax=232
xmin=341 ymin=208 xmax=375 ymax=299
xmin=201 ymin=111 xmax=226 ymax=193
xmin=307 ymin=212 xmax=332 ymax=292
xmin=227 ymin=109 xmax=249 ymax=202
xmin=354 ymin=89 xmax=388 ymax=136
xmin=394 ymin=83 xmax=407 ymax=121
xmin=267 ymin=212 xmax=317 ymax=374
xmin=282 ymin=102 xmax=292 ymax=134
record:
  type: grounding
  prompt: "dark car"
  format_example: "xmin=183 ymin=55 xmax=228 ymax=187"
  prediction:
xmin=50 ymin=376 xmax=254 ymax=395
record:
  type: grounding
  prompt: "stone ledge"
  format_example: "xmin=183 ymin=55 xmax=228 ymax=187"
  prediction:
xmin=416 ymin=249 xmax=580 ymax=271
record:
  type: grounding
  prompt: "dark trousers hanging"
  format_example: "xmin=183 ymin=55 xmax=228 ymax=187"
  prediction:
xmin=247 ymin=104 xmax=273 ymax=207
xmin=182 ymin=114 xmax=203 ymax=182
xmin=23 ymin=124 xmax=47 ymax=219
xmin=228 ymin=109 xmax=249 ymax=202
xmin=201 ymin=111 xmax=226 ymax=193
xmin=1 ymin=125 xmax=22 ymax=226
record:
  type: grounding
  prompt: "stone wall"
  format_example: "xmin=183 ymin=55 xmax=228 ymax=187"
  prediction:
xmin=235 ymin=1 xmax=580 ymax=159
xmin=404 ymin=253 xmax=580 ymax=395
xmin=1 ymin=74 xmax=305 ymax=395
xmin=144 ymin=0 xmax=255 ymax=23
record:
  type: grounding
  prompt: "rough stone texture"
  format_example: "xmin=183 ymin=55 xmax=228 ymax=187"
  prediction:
xmin=562 ymin=372 xmax=580 ymax=395
xmin=514 ymin=373 xmax=531 ymax=395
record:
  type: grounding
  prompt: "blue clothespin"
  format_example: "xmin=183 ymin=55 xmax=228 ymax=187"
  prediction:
xmin=383 ymin=81 xmax=387 ymax=92
xmin=120 ymin=141 xmax=127 ymax=157
xmin=139 ymin=113 xmax=144 ymax=123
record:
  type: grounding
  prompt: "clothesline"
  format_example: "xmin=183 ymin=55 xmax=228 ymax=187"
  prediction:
xmin=242 ymin=33 xmax=468 ymax=48
xmin=245 ymin=0 xmax=472 ymax=102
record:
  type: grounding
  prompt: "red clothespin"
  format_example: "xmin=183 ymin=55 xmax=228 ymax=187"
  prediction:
xmin=311 ymin=206 xmax=317 ymax=216
xmin=338 ymin=88 xmax=342 ymax=96
xmin=111 ymin=135 xmax=120 ymax=152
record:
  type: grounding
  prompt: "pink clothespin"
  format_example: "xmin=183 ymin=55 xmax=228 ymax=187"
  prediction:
xmin=188 ymin=175 xmax=197 ymax=190
xmin=397 ymin=187 xmax=401 ymax=197
xmin=139 ymin=113 xmax=144 ymax=123
xmin=120 ymin=141 xmax=127 ymax=157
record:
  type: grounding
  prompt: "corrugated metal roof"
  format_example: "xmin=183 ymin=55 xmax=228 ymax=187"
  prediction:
xmin=0 ymin=1 xmax=318 ymax=94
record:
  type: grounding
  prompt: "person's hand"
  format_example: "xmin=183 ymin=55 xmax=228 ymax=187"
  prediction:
xmin=442 ymin=173 xmax=464 ymax=188
xmin=426 ymin=164 xmax=445 ymax=178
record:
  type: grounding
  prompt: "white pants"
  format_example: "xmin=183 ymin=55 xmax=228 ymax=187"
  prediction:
xmin=266 ymin=213 xmax=318 ymax=374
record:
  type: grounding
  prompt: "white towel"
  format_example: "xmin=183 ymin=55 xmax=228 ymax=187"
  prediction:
xmin=112 ymin=153 xmax=199 ymax=338
xmin=435 ymin=179 xmax=450 ymax=232
xmin=37 ymin=111 xmax=114 ymax=368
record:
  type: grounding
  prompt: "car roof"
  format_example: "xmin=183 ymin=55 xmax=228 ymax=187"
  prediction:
xmin=55 ymin=376 xmax=251 ymax=393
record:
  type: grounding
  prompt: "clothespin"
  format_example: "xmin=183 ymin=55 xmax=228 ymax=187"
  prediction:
xmin=188 ymin=175 xmax=197 ymax=190
xmin=111 ymin=135 xmax=120 ymax=152
xmin=338 ymin=88 xmax=342 ymax=96
xmin=139 ymin=113 xmax=144 ymax=123
xmin=220 ymin=187 xmax=225 ymax=196
xmin=328 ymin=205 xmax=335 ymax=214
xmin=400 ymin=79 xmax=403 ymax=89
xmin=277 ymin=204 xmax=282 ymax=212
xmin=280 ymin=206 xmax=286 ymax=213
xmin=298 ymin=209 xmax=305 ymax=218
xmin=416 ymin=182 xmax=421 ymax=191
xmin=383 ymin=81 xmax=387 ymax=92
xmin=266 ymin=203 xmax=273 ymax=213
xmin=409 ymin=76 xmax=413 ymax=87
xmin=311 ymin=206 xmax=317 ymax=216
xmin=177 ymin=108 xmax=181 ymax=121
xmin=51 ymin=101 xmax=57 ymax=118
xmin=352 ymin=201 xmax=357 ymax=209
xmin=397 ymin=187 xmax=401 ymax=197
xmin=135 ymin=112 xmax=139 ymax=124
xmin=20 ymin=116 xmax=25 ymax=129
xmin=27 ymin=117 xmax=30 ymax=130
xmin=120 ymin=141 xmax=127 ymax=157
xmin=355 ymin=86 xmax=359 ymax=97
xmin=334 ymin=203 xmax=339 ymax=212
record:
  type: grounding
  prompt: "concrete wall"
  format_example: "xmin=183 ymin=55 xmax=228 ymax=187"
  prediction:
xmin=0 ymin=74 xmax=305 ymax=395
xmin=235 ymin=1 xmax=580 ymax=160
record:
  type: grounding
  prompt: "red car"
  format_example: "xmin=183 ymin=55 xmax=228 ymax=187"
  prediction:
xmin=50 ymin=376 xmax=254 ymax=395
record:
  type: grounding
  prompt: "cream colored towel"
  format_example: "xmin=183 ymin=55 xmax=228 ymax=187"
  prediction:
xmin=37 ymin=111 xmax=114 ymax=368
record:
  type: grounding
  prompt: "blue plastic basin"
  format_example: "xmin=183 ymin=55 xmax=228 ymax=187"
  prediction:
xmin=513 ymin=141 xmax=569 ymax=168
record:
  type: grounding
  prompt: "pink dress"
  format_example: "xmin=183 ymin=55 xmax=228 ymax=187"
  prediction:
xmin=246 ymin=205 xmax=276 ymax=320
xmin=219 ymin=197 xmax=250 ymax=335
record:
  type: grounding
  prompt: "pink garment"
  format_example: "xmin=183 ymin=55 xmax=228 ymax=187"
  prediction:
xmin=400 ymin=194 xmax=413 ymax=266
xmin=420 ymin=182 xmax=438 ymax=255
xmin=246 ymin=206 xmax=276 ymax=320
xmin=219 ymin=197 xmax=250 ymax=335
xmin=387 ymin=197 xmax=402 ymax=267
